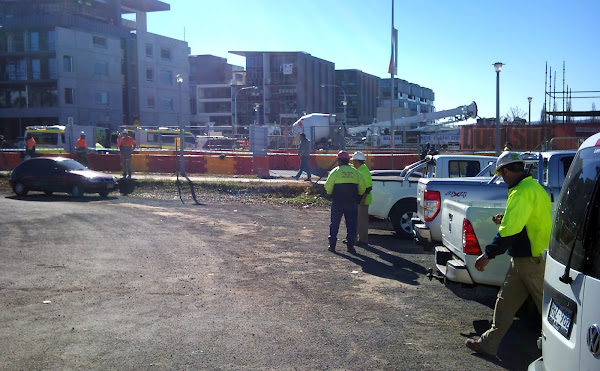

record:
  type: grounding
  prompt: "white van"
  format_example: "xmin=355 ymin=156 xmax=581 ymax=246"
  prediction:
xmin=529 ymin=132 xmax=600 ymax=370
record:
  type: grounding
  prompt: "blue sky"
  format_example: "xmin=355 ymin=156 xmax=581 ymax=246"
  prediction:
xmin=146 ymin=0 xmax=600 ymax=121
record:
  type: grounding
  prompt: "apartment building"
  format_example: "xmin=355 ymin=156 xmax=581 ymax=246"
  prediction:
xmin=229 ymin=51 xmax=334 ymax=129
xmin=378 ymin=78 xmax=435 ymax=123
xmin=0 ymin=0 xmax=189 ymax=142
xmin=333 ymin=69 xmax=379 ymax=126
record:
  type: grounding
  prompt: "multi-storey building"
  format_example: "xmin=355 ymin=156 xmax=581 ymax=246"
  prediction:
xmin=0 ymin=0 xmax=189 ymax=142
xmin=189 ymin=54 xmax=244 ymax=126
xmin=333 ymin=69 xmax=379 ymax=125
xmin=378 ymin=78 xmax=435 ymax=123
xmin=230 ymin=51 xmax=334 ymax=130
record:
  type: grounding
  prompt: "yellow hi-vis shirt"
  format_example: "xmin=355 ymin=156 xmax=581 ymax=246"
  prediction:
xmin=498 ymin=176 xmax=552 ymax=257
xmin=357 ymin=163 xmax=372 ymax=205
xmin=325 ymin=164 xmax=366 ymax=203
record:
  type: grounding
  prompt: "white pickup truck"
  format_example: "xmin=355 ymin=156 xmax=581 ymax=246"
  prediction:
xmin=426 ymin=151 xmax=577 ymax=286
xmin=413 ymin=150 xmax=576 ymax=249
xmin=368 ymin=155 xmax=496 ymax=238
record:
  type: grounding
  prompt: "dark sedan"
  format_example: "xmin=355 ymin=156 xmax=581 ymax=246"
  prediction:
xmin=9 ymin=157 xmax=117 ymax=197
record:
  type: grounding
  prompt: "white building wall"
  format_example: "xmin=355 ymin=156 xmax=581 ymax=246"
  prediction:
xmin=55 ymin=27 xmax=123 ymax=127
xmin=136 ymin=32 xmax=190 ymax=127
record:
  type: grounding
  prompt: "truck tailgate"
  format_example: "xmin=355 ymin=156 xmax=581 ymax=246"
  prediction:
xmin=441 ymin=199 xmax=511 ymax=286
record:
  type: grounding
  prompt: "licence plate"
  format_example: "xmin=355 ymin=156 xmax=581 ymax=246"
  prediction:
xmin=107 ymin=184 xmax=114 ymax=189
xmin=548 ymin=299 xmax=574 ymax=338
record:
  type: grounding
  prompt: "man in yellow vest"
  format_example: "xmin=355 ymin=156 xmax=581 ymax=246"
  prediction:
xmin=352 ymin=151 xmax=372 ymax=245
xmin=325 ymin=151 xmax=366 ymax=254
xmin=466 ymin=152 xmax=552 ymax=357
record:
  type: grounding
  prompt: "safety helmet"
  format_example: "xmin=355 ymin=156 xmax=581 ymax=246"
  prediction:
xmin=80 ymin=131 xmax=86 ymax=136
xmin=337 ymin=150 xmax=350 ymax=160
xmin=495 ymin=151 xmax=524 ymax=174
xmin=122 ymin=129 xmax=129 ymax=135
xmin=352 ymin=151 xmax=366 ymax=161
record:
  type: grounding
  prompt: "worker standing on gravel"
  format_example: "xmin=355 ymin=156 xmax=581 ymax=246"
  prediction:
xmin=119 ymin=129 xmax=136 ymax=178
xmin=325 ymin=151 xmax=366 ymax=254
xmin=352 ymin=151 xmax=372 ymax=245
xmin=294 ymin=133 xmax=311 ymax=181
xmin=465 ymin=152 xmax=552 ymax=358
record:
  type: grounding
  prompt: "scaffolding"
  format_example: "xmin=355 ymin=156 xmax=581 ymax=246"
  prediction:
xmin=544 ymin=61 xmax=600 ymax=123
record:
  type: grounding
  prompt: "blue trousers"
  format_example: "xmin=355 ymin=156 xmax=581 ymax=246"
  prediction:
xmin=329 ymin=200 xmax=358 ymax=248
xmin=295 ymin=156 xmax=311 ymax=179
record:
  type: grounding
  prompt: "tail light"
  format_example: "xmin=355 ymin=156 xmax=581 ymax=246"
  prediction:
xmin=423 ymin=190 xmax=441 ymax=222
xmin=462 ymin=219 xmax=482 ymax=255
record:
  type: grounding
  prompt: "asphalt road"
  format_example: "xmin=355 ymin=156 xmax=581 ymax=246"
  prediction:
xmin=0 ymin=191 xmax=541 ymax=370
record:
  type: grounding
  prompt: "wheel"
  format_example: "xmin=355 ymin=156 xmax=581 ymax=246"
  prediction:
xmin=98 ymin=191 xmax=109 ymax=198
xmin=44 ymin=191 xmax=53 ymax=196
xmin=389 ymin=200 xmax=417 ymax=238
xmin=71 ymin=184 xmax=84 ymax=198
xmin=13 ymin=181 xmax=28 ymax=196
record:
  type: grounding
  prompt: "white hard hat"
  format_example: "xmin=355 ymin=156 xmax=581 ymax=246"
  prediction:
xmin=495 ymin=151 xmax=524 ymax=174
xmin=352 ymin=151 xmax=366 ymax=161
xmin=80 ymin=131 xmax=86 ymax=136
xmin=122 ymin=129 xmax=129 ymax=135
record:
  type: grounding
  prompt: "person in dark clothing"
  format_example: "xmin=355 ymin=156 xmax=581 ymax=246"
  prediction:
xmin=294 ymin=133 xmax=312 ymax=181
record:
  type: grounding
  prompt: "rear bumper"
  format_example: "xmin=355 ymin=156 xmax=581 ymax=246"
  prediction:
xmin=527 ymin=357 xmax=545 ymax=371
xmin=435 ymin=246 xmax=474 ymax=285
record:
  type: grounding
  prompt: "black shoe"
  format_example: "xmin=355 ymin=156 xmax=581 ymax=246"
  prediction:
xmin=304 ymin=178 xmax=312 ymax=182
xmin=328 ymin=245 xmax=335 ymax=252
xmin=342 ymin=239 xmax=348 ymax=244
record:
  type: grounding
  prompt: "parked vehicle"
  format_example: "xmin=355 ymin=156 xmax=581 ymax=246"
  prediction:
xmin=414 ymin=151 xmax=576 ymax=248
xmin=368 ymin=154 xmax=496 ymax=238
xmin=9 ymin=157 xmax=117 ymax=197
xmin=110 ymin=127 xmax=199 ymax=150
xmin=528 ymin=133 xmax=600 ymax=371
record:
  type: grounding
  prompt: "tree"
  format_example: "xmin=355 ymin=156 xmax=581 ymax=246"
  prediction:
xmin=503 ymin=106 xmax=527 ymax=124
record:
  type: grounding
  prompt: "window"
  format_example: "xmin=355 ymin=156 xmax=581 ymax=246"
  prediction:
xmin=31 ymin=59 xmax=41 ymax=80
xmin=65 ymin=88 xmax=74 ymax=104
xmin=63 ymin=55 xmax=73 ymax=72
xmin=160 ymin=48 xmax=171 ymax=60
xmin=146 ymin=68 xmax=154 ymax=81
xmin=160 ymin=70 xmax=172 ymax=85
xmin=6 ymin=59 xmax=27 ymax=80
xmin=549 ymin=148 xmax=600 ymax=275
xmin=30 ymin=32 xmax=39 ymax=51
xmin=147 ymin=96 xmax=155 ymax=108
xmin=93 ymin=36 xmax=107 ymax=48
xmin=94 ymin=61 xmax=108 ymax=76
xmin=448 ymin=160 xmax=481 ymax=178
xmin=94 ymin=91 xmax=109 ymax=105
xmin=145 ymin=43 xmax=153 ymax=57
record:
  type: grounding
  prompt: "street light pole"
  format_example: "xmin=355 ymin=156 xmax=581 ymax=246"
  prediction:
xmin=528 ymin=96 xmax=532 ymax=125
xmin=494 ymin=62 xmax=504 ymax=155
xmin=233 ymin=86 xmax=258 ymax=137
xmin=176 ymin=73 xmax=185 ymax=176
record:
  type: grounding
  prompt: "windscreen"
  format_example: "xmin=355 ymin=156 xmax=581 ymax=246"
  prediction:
xmin=58 ymin=159 xmax=87 ymax=171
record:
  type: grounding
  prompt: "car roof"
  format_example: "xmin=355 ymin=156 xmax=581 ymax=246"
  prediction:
xmin=579 ymin=132 xmax=600 ymax=150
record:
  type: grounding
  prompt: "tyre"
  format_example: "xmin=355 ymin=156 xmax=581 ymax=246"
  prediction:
xmin=13 ymin=181 xmax=28 ymax=196
xmin=98 ymin=191 xmax=109 ymax=198
xmin=389 ymin=200 xmax=417 ymax=238
xmin=71 ymin=184 xmax=84 ymax=198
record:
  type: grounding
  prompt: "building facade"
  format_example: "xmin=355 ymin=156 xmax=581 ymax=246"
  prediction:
xmin=189 ymin=54 xmax=244 ymax=126
xmin=0 ymin=0 xmax=189 ymax=143
xmin=230 ymin=51 xmax=334 ymax=129
xmin=333 ymin=69 xmax=379 ymax=126
xmin=378 ymin=78 xmax=435 ymax=122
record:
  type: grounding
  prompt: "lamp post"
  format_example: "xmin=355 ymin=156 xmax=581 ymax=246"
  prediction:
xmin=320 ymin=84 xmax=347 ymax=125
xmin=493 ymin=62 xmax=504 ymax=155
xmin=176 ymin=73 xmax=185 ymax=176
xmin=233 ymin=86 xmax=258 ymax=137
xmin=528 ymin=96 xmax=532 ymax=125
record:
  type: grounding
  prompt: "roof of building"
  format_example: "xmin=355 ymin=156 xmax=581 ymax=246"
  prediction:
xmin=121 ymin=0 xmax=169 ymax=13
